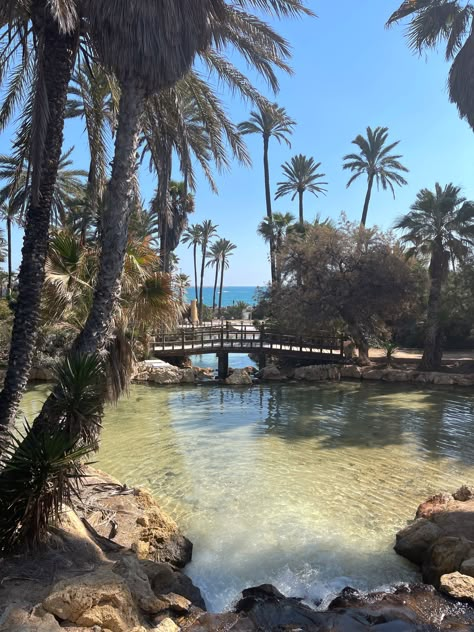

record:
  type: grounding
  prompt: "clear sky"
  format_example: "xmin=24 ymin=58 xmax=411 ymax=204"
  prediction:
xmin=1 ymin=1 xmax=473 ymax=286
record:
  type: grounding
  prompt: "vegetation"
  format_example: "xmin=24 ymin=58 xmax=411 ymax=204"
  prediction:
xmin=275 ymin=154 xmax=327 ymax=223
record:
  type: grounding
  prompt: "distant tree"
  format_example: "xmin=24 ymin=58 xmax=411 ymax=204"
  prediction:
xmin=394 ymin=183 xmax=474 ymax=370
xmin=275 ymin=154 xmax=327 ymax=224
xmin=387 ymin=0 xmax=474 ymax=132
xmin=343 ymin=126 xmax=408 ymax=227
xmin=258 ymin=212 xmax=295 ymax=282
xmin=198 ymin=220 xmax=218 ymax=322
xmin=239 ymin=103 xmax=295 ymax=282
xmin=156 ymin=180 xmax=195 ymax=273
xmin=215 ymin=238 xmax=237 ymax=317
xmin=271 ymin=218 xmax=418 ymax=364
xmin=175 ymin=273 xmax=191 ymax=305
xmin=182 ymin=225 xmax=202 ymax=303
xmin=206 ymin=240 xmax=221 ymax=311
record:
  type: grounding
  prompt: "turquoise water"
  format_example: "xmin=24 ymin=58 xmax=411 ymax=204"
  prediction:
xmin=21 ymin=381 xmax=474 ymax=613
xmin=186 ymin=286 xmax=259 ymax=307
xmin=190 ymin=353 xmax=257 ymax=370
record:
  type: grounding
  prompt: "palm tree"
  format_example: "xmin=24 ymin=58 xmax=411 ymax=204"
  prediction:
xmin=0 ymin=205 xmax=14 ymax=298
xmin=387 ymin=1 xmax=474 ymax=131
xmin=156 ymin=180 xmax=195 ymax=273
xmin=206 ymin=241 xmax=221 ymax=311
xmin=175 ymin=273 xmax=191 ymax=305
xmin=215 ymin=238 xmax=237 ymax=316
xmin=182 ymin=224 xmax=203 ymax=302
xmin=258 ymin=212 xmax=295 ymax=282
xmin=275 ymin=154 xmax=327 ymax=223
xmin=198 ymin=220 xmax=219 ymax=321
xmin=238 ymin=103 xmax=295 ymax=282
xmin=394 ymin=183 xmax=474 ymax=370
xmin=343 ymin=126 xmax=409 ymax=227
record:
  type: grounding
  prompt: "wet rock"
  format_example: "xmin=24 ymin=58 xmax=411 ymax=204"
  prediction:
xmin=260 ymin=365 xmax=283 ymax=380
xmin=159 ymin=592 xmax=192 ymax=614
xmin=382 ymin=369 xmax=413 ymax=383
xmin=113 ymin=554 xmax=168 ymax=614
xmin=440 ymin=571 xmax=474 ymax=602
xmin=225 ymin=369 xmax=252 ymax=385
xmin=395 ymin=518 xmax=442 ymax=565
xmin=461 ymin=557 xmax=474 ymax=577
xmin=340 ymin=365 xmax=362 ymax=379
xmin=42 ymin=568 xmax=140 ymax=632
xmin=454 ymin=486 xmax=474 ymax=502
xmin=141 ymin=559 xmax=205 ymax=609
xmin=423 ymin=536 xmax=474 ymax=586
xmin=361 ymin=368 xmax=387 ymax=380
xmin=180 ymin=368 xmax=196 ymax=384
xmin=416 ymin=492 xmax=454 ymax=519
xmin=294 ymin=364 xmax=340 ymax=381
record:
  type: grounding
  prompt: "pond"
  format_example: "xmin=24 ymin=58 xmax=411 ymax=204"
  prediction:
xmin=21 ymin=381 xmax=474 ymax=612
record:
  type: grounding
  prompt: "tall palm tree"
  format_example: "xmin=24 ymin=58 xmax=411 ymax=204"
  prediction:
xmin=238 ymin=103 xmax=295 ymax=282
xmin=198 ymin=220 xmax=219 ymax=321
xmin=175 ymin=273 xmax=191 ymax=306
xmin=387 ymin=1 xmax=474 ymax=131
xmin=258 ymin=212 xmax=295 ymax=282
xmin=275 ymin=154 xmax=327 ymax=223
xmin=206 ymin=241 xmax=221 ymax=311
xmin=0 ymin=205 xmax=14 ymax=298
xmin=343 ymin=126 xmax=409 ymax=227
xmin=216 ymin=238 xmax=237 ymax=316
xmin=182 ymin=224 xmax=203 ymax=302
xmin=394 ymin=183 xmax=474 ymax=371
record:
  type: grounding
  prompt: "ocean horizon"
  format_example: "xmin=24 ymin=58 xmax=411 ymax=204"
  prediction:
xmin=186 ymin=286 xmax=260 ymax=307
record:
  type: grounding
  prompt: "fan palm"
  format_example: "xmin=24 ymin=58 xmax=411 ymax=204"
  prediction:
xmin=275 ymin=154 xmax=327 ymax=223
xmin=343 ymin=126 xmax=409 ymax=227
xmin=198 ymin=220 xmax=219 ymax=321
xmin=239 ymin=103 xmax=295 ymax=282
xmin=182 ymin=225 xmax=203 ymax=303
xmin=394 ymin=183 xmax=474 ymax=370
xmin=206 ymin=241 xmax=222 ymax=311
xmin=387 ymin=1 xmax=474 ymax=132
xmin=215 ymin=238 xmax=237 ymax=316
xmin=258 ymin=211 xmax=295 ymax=282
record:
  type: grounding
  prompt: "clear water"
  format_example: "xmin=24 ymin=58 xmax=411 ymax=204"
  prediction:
xmin=186 ymin=286 xmax=258 ymax=307
xmin=189 ymin=353 xmax=257 ymax=370
xmin=21 ymin=381 xmax=474 ymax=612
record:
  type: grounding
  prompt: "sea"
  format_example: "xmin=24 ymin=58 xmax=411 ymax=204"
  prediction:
xmin=186 ymin=286 xmax=259 ymax=307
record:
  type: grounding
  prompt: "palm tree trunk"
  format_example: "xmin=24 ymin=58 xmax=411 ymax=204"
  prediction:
xmin=361 ymin=174 xmax=374 ymax=227
xmin=199 ymin=244 xmax=207 ymax=322
xmin=6 ymin=215 xmax=12 ymax=299
xmin=263 ymin=135 xmax=276 ymax=284
xmin=218 ymin=260 xmax=225 ymax=317
xmin=419 ymin=248 xmax=445 ymax=371
xmin=212 ymin=261 xmax=219 ymax=311
xmin=0 ymin=12 xmax=76 ymax=430
xmin=298 ymin=190 xmax=304 ymax=224
xmin=193 ymin=244 xmax=199 ymax=301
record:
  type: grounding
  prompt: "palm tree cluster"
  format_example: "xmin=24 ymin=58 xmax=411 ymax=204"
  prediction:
xmin=182 ymin=221 xmax=236 ymax=320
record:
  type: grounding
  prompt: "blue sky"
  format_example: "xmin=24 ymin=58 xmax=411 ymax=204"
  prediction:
xmin=1 ymin=0 xmax=473 ymax=286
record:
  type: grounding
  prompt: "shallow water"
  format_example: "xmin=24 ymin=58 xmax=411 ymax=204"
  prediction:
xmin=21 ymin=381 xmax=474 ymax=612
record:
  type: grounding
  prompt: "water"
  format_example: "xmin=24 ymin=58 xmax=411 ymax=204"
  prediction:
xmin=190 ymin=353 xmax=256 ymax=370
xmin=186 ymin=286 xmax=258 ymax=307
xmin=20 ymin=381 xmax=474 ymax=612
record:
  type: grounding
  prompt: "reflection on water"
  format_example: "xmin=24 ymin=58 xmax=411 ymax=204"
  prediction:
xmin=189 ymin=353 xmax=256 ymax=370
xmin=21 ymin=381 xmax=474 ymax=612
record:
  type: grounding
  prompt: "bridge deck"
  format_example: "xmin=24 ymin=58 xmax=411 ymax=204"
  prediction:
xmin=153 ymin=324 xmax=344 ymax=362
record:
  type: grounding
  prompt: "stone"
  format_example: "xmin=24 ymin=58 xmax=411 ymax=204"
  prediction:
xmin=113 ymin=554 xmax=168 ymax=614
xmin=361 ymin=368 xmax=387 ymax=380
xmin=416 ymin=493 xmax=453 ymax=519
xmin=159 ymin=592 xmax=192 ymax=614
xmin=143 ymin=560 xmax=205 ymax=609
xmin=394 ymin=519 xmax=443 ymax=565
xmin=460 ymin=557 xmax=474 ymax=577
xmin=0 ymin=605 xmax=63 ymax=632
xmin=382 ymin=369 xmax=413 ymax=383
xmin=148 ymin=366 xmax=182 ymax=384
xmin=29 ymin=366 xmax=56 ymax=381
xmin=454 ymin=485 xmax=474 ymax=502
xmin=260 ymin=365 xmax=283 ymax=380
xmin=423 ymin=536 xmax=474 ymax=585
xmin=440 ymin=571 xmax=474 ymax=602
xmin=180 ymin=368 xmax=196 ymax=384
xmin=42 ymin=568 xmax=140 ymax=632
xmin=225 ymin=369 xmax=252 ymax=385
xmin=294 ymin=365 xmax=340 ymax=381
xmin=340 ymin=365 xmax=362 ymax=379
xmin=152 ymin=617 xmax=180 ymax=632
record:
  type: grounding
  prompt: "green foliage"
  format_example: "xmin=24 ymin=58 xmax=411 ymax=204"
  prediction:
xmin=221 ymin=301 xmax=250 ymax=319
xmin=0 ymin=424 xmax=92 ymax=552
xmin=0 ymin=298 xmax=12 ymax=321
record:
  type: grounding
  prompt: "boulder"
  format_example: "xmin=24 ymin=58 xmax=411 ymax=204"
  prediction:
xmin=422 ymin=536 xmax=474 ymax=585
xmin=340 ymin=365 xmax=362 ymax=379
xmin=153 ymin=617 xmax=180 ymax=632
xmin=148 ymin=366 xmax=182 ymax=384
xmin=180 ymin=368 xmax=196 ymax=384
xmin=440 ymin=571 xmax=474 ymax=602
xmin=394 ymin=518 xmax=443 ymax=565
xmin=29 ymin=366 xmax=55 ymax=381
xmin=225 ymin=369 xmax=252 ymax=385
xmin=382 ymin=369 xmax=414 ymax=383
xmin=416 ymin=493 xmax=454 ymax=519
xmin=0 ymin=605 xmax=63 ymax=632
xmin=460 ymin=557 xmax=474 ymax=578
xmin=42 ymin=568 xmax=140 ymax=632
xmin=159 ymin=592 xmax=192 ymax=614
xmin=454 ymin=486 xmax=474 ymax=502
xmin=113 ymin=554 xmax=168 ymax=614
xmin=142 ymin=560 xmax=205 ymax=609
xmin=361 ymin=368 xmax=387 ymax=380
xmin=259 ymin=365 xmax=283 ymax=381
xmin=294 ymin=365 xmax=340 ymax=381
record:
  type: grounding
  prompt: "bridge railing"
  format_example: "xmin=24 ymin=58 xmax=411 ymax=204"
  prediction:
xmin=153 ymin=323 xmax=345 ymax=357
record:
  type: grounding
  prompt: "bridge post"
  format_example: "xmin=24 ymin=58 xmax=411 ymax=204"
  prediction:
xmin=258 ymin=353 xmax=266 ymax=371
xmin=217 ymin=352 xmax=229 ymax=379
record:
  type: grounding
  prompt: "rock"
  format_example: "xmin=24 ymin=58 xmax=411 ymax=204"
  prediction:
xmin=113 ymin=554 xmax=168 ymax=614
xmin=454 ymin=486 xmax=474 ymax=502
xmin=340 ymin=365 xmax=362 ymax=379
xmin=42 ymin=568 xmax=140 ymax=632
xmin=416 ymin=492 xmax=453 ymax=519
xmin=460 ymin=557 xmax=474 ymax=577
xmin=29 ymin=366 xmax=55 ymax=381
xmin=423 ymin=536 xmax=474 ymax=585
xmin=152 ymin=617 xmax=180 ymax=632
xmin=440 ymin=571 xmax=474 ymax=602
xmin=159 ymin=592 xmax=192 ymax=614
xmin=259 ymin=365 xmax=283 ymax=380
xmin=0 ymin=605 xmax=63 ymax=632
xmin=142 ymin=560 xmax=205 ymax=609
xmin=382 ymin=369 xmax=413 ymax=383
xmin=148 ymin=366 xmax=182 ymax=384
xmin=225 ymin=369 xmax=252 ymax=385
xmin=394 ymin=518 xmax=442 ymax=565
xmin=361 ymin=368 xmax=387 ymax=380
xmin=294 ymin=364 xmax=340 ymax=381
xmin=180 ymin=368 xmax=196 ymax=384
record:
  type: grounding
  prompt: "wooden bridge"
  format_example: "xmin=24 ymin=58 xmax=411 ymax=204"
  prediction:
xmin=153 ymin=323 xmax=345 ymax=378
